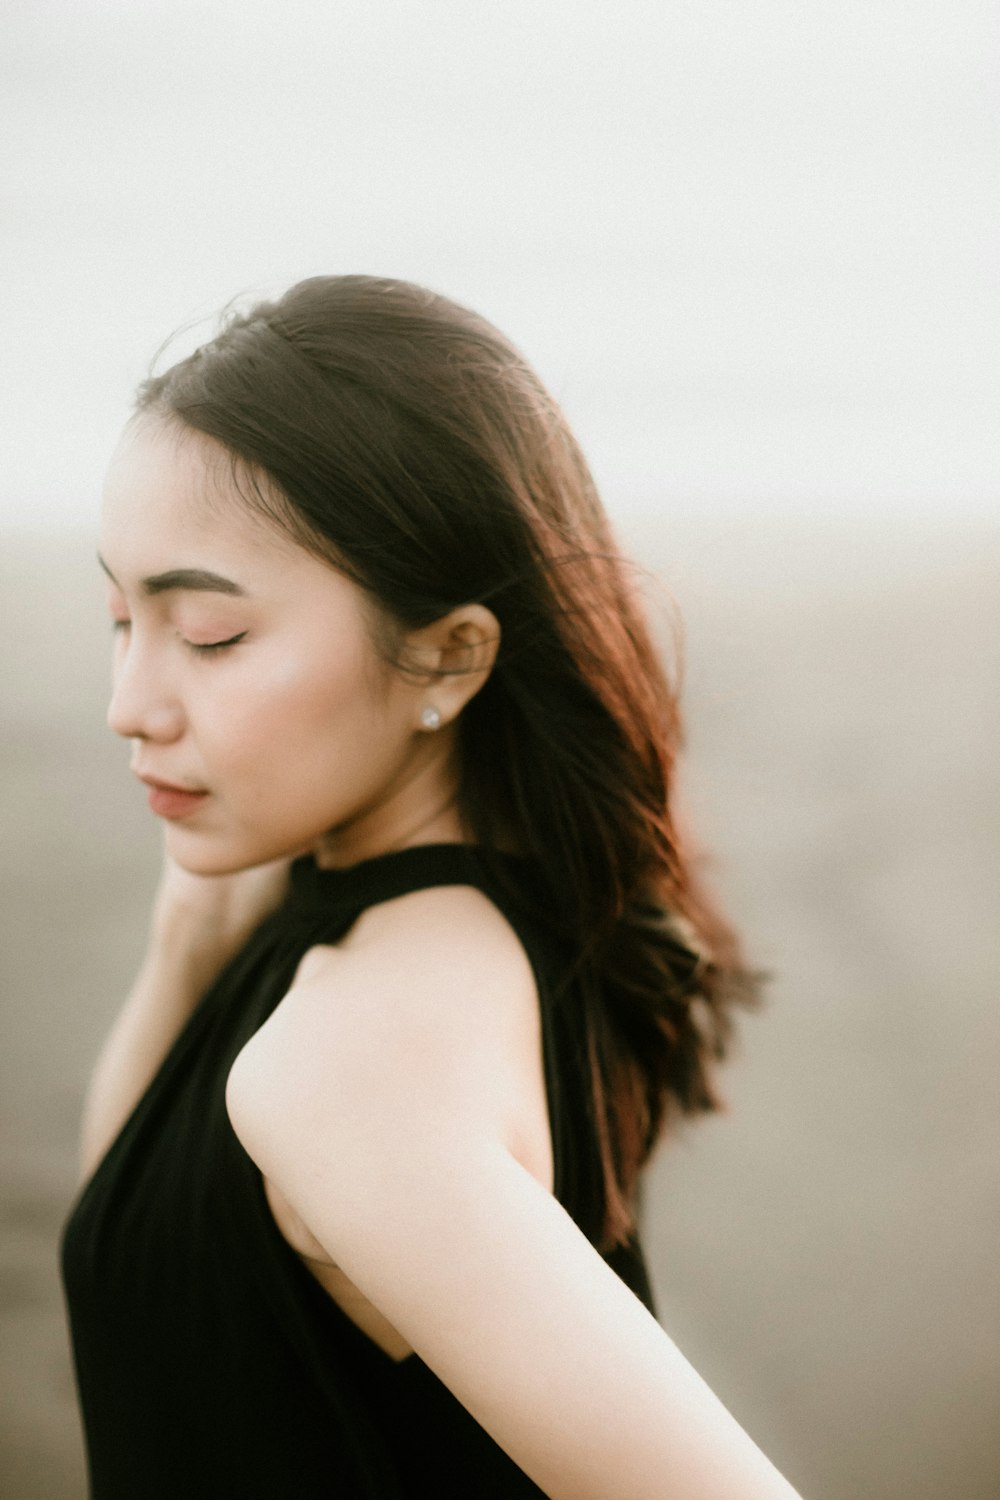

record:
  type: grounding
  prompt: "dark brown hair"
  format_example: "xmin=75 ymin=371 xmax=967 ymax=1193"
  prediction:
xmin=136 ymin=274 xmax=759 ymax=1249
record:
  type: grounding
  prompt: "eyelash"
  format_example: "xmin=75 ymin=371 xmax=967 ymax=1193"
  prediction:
xmin=110 ymin=621 xmax=248 ymax=655
xmin=187 ymin=632 xmax=248 ymax=656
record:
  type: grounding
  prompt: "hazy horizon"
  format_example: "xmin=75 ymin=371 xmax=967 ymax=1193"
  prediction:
xmin=4 ymin=0 xmax=998 ymax=534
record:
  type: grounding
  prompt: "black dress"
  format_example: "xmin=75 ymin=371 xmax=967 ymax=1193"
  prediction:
xmin=61 ymin=843 xmax=656 ymax=1498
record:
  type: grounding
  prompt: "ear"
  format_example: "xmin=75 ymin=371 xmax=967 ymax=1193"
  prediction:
xmin=405 ymin=604 xmax=501 ymax=726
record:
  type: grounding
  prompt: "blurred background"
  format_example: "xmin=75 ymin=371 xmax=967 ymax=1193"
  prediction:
xmin=2 ymin=2 xmax=998 ymax=1496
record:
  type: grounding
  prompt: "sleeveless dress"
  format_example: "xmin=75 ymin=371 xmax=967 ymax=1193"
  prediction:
xmin=61 ymin=843 xmax=656 ymax=1498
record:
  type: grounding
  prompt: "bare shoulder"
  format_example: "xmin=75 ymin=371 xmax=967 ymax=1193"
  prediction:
xmin=226 ymin=881 xmax=550 ymax=1185
xmin=338 ymin=878 xmax=538 ymax=1003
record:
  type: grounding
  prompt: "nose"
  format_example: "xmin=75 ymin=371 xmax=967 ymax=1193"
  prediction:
xmin=106 ymin=639 xmax=185 ymax=743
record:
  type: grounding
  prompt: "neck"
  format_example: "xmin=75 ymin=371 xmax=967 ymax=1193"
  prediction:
xmin=312 ymin=736 xmax=471 ymax=870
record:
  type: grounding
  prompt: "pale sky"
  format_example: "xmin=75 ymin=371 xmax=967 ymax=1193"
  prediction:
xmin=3 ymin=0 xmax=998 ymax=532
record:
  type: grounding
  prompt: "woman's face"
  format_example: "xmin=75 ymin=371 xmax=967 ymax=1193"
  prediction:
xmin=99 ymin=414 xmax=450 ymax=875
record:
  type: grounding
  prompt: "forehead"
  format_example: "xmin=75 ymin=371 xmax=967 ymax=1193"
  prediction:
xmin=99 ymin=414 xmax=304 ymax=586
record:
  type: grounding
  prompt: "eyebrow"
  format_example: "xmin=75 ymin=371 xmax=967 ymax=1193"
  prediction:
xmin=98 ymin=554 xmax=247 ymax=597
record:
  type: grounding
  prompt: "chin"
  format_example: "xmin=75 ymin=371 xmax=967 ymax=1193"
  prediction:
xmin=164 ymin=830 xmax=274 ymax=877
xmin=165 ymin=821 xmax=316 ymax=876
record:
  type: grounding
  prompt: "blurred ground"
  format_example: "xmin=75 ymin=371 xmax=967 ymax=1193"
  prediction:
xmin=1 ymin=520 xmax=998 ymax=1499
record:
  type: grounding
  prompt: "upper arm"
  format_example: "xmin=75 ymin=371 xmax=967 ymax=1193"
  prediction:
xmin=226 ymin=887 xmax=801 ymax=1500
xmin=232 ymin=882 xmax=553 ymax=1187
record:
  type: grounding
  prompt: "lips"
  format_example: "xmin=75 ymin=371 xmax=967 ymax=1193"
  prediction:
xmin=136 ymin=774 xmax=210 ymax=821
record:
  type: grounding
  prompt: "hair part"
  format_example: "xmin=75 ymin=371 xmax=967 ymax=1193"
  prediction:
xmin=135 ymin=274 xmax=762 ymax=1250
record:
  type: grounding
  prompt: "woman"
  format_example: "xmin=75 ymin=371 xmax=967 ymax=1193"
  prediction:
xmin=61 ymin=275 xmax=802 ymax=1498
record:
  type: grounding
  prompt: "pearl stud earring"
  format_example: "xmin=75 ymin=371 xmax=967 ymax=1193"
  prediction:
xmin=420 ymin=705 xmax=442 ymax=730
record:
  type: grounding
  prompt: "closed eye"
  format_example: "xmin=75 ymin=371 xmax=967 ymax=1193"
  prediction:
xmin=188 ymin=631 xmax=248 ymax=655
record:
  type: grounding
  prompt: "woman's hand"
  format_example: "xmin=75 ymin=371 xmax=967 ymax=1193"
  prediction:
xmin=149 ymin=847 xmax=293 ymax=976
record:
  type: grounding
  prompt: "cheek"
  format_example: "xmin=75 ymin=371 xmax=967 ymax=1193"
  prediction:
xmin=212 ymin=647 xmax=381 ymax=763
